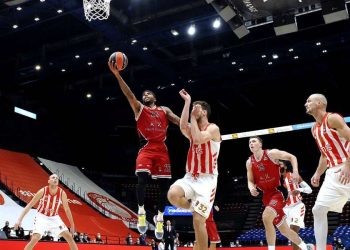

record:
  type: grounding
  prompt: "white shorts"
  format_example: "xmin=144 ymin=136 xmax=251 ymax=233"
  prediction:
xmin=171 ymin=173 xmax=217 ymax=219
xmin=283 ymin=202 xmax=305 ymax=228
xmin=316 ymin=164 xmax=350 ymax=213
xmin=33 ymin=212 xmax=68 ymax=237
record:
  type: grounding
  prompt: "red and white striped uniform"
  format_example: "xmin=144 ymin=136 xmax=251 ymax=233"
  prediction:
xmin=312 ymin=112 xmax=350 ymax=168
xmin=284 ymin=172 xmax=302 ymax=207
xmin=186 ymin=124 xmax=220 ymax=175
xmin=37 ymin=186 xmax=63 ymax=217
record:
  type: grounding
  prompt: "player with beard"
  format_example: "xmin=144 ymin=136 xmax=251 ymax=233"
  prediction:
xmin=108 ymin=61 xmax=180 ymax=239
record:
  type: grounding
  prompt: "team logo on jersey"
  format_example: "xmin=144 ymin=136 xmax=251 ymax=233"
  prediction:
xmin=87 ymin=192 xmax=137 ymax=222
xmin=257 ymin=164 xmax=265 ymax=171
xmin=321 ymin=144 xmax=332 ymax=153
xmin=270 ymin=200 xmax=277 ymax=207
xmin=150 ymin=111 xmax=160 ymax=118
xmin=164 ymin=164 xmax=171 ymax=173
xmin=195 ymin=146 xmax=203 ymax=155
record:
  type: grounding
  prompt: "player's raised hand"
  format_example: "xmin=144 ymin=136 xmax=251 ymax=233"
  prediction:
xmin=179 ymin=89 xmax=191 ymax=103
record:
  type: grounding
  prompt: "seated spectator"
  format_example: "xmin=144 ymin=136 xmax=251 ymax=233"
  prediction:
xmin=95 ymin=233 xmax=103 ymax=244
xmin=24 ymin=230 xmax=33 ymax=240
xmin=15 ymin=226 xmax=24 ymax=239
xmin=126 ymin=233 xmax=132 ymax=245
xmin=58 ymin=235 xmax=67 ymax=242
xmin=336 ymin=238 xmax=345 ymax=250
xmin=2 ymin=221 xmax=11 ymax=238
xmin=135 ymin=238 xmax=141 ymax=245
xmin=235 ymin=240 xmax=242 ymax=247
xmin=150 ymin=239 xmax=157 ymax=250
xmin=175 ymin=233 xmax=180 ymax=247
xmin=158 ymin=239 xmax=165 ymax=250
xmin=83 ymin=233 xmax=90 ymax=243
xmin=42 ymin=231 xmax=54 ymax=241
xmin=78 ymin=233 xmax=87 ymax=243
xmin=139 ymin=233 xmax=146 ymax=245
xmin=73 ymin=232 xmax=80 ymax=242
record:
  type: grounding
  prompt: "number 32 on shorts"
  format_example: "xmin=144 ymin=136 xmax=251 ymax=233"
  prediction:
xmin=194 ymin=201 xmax=208 ymax=214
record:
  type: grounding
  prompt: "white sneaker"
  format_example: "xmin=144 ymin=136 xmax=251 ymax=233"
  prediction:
xmin=153 ymin=215 xmax=164 ymax=240
xmin=137 ymin=213 xmax=147 ymax=234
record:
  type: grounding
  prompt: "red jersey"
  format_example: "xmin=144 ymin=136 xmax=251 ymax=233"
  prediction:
xmin=186 ymin=124 xmax=220 ymax=175
xmin=312 ymin=112 xmax=350 ymax=168
xmin=37 ymin=186 xmax=63 ymax=217
xmin=136 ymin=105 xmax=169 ymax=146
xmin=283 ymin=172 xmax=302 ymax=207
xmin=251 ymin=150 xmax=281 ymax=192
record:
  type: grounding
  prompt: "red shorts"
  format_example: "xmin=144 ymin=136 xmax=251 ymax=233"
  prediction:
xmin=136 ymin=142 xmax=171 ymax=179
xmin=206 ymin=220 xmax=221 ymax=243
xmin=262 ymin=190 xmax=286 ymax=227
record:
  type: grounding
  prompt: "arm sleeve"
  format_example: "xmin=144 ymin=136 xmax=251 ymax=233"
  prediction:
xmin=296 ymin=181 xmax=312 ymax=194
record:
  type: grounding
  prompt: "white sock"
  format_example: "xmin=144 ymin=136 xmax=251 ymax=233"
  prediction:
xmin=298 ymin=241 xmax=307 ymax=250
xmin=157 ymin=211 xmax=164 ymax=221
xmin=268 ymin=246 xmax=275 ymax=250
xmin=138 ymin=205 xmax=145 ymax=214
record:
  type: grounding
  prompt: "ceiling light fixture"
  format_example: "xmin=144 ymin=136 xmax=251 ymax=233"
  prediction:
xmin=171 ymin=29 xmax=179 ymax=36
xmin=187 ymin=24 xmax=196 ymax=36
xmin=212 ymin=18 xmax=221 ymax=29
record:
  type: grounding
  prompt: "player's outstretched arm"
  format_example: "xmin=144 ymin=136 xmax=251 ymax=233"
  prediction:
xmin=179 ymin=89 xmax=191 ymax=139
xmin=15 ymin=188 xmax=44 ymax=229
xmin=108 ymin=61 xmax=141 ymax=116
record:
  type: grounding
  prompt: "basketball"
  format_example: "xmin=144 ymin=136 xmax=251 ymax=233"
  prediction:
xmin=109 ymin=52 xmax=128 ymax=71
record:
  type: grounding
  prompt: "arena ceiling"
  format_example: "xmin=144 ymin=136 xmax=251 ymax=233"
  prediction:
xmin=0 ymin=0 xmax=350 ymax=178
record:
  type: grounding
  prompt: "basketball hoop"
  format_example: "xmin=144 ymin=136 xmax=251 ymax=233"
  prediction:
xmin=83 ymin=0 xmax=111 ymax=21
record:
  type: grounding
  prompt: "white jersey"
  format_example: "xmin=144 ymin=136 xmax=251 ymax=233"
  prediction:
xmin=312 ymin=112 xmax=350 ymax=168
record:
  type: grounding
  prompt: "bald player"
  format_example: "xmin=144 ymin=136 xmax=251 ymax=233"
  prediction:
xmin=305 ymin=93 xmax=350 ymax=250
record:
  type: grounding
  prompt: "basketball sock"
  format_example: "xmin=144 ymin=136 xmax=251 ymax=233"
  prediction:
xmin=138 ymin=205 xmax=145 ymax=215
xmin=157 ymin=211 xmax=164 ymax=221
xmin=136 ymin=172 xmax=148 ymax=208
xmin=312 ymin=205 xmax=329 ymax=250
xmin=268 ymin=246 xmax=275 ymax=250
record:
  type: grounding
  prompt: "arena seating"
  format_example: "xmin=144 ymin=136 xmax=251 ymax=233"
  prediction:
xmin=0 ymin=149 xmax=138 ymax=242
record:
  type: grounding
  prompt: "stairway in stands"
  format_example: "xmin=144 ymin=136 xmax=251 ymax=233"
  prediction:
xmin=242 ymin=196 xmax=263 ymax=232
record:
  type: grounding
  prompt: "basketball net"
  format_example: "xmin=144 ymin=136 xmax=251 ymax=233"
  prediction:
xmin=83 ymin=0 xmax=111 ymax=21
